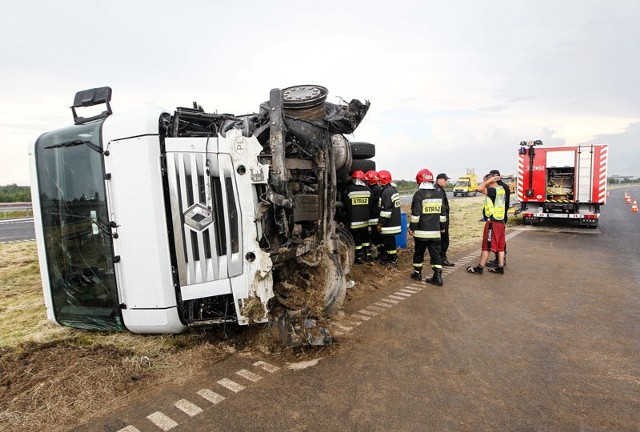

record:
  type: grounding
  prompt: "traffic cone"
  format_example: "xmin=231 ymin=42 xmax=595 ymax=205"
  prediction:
xmin=632 ymin=200 xmax=638 ymax=213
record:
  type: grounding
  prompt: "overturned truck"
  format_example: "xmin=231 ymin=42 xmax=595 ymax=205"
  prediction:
xmin=29 ymin=85 xmax=374 ymax=340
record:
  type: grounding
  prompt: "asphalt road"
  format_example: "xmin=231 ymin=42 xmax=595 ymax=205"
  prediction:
xmin=0 ymin=218 xmax=35 ymax=244
xmin=69 ymin=186 xmax=640 ymax=432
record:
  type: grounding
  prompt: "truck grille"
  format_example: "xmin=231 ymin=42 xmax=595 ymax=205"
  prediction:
xmin=166 ymin=151 xmax=228 ymax=285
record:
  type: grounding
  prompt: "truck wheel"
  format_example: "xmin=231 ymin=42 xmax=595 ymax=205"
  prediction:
xmin=350 ymin=142 xmax=375 ymax=159
xmin=350 ymin=159 xmax=376 ymax=174
xmin=324 ymin=252 xmax=346 ymax=315
xmin=336 ymin=227 xmax=355 ymax=275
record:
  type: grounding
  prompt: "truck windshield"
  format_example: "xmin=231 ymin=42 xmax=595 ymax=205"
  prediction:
xmin=455 ymin=180 xmax=469 ymax=187
xmin=34 ymin=120 xmax=124 ymax=331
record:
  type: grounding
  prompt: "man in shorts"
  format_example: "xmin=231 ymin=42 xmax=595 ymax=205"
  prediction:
xmin=467 ymin=173 xmax=506 ymax=275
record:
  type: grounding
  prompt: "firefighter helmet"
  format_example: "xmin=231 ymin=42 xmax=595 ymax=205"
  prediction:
xmin=416 ymin=169 xmax=434 ymax=184
xmin=352 ymin=170 xmax=366 ymax=181
xmin=378 ymin=170 xmax=392 ymax=185
xmin=364 ymin=170 xmax=378 ymax=185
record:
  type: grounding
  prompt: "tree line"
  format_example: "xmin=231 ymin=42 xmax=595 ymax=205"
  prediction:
xmin=0 ymin=184 xmax=32 ymax=202
xmin=2 ymin=176 xmax=637 ymax=202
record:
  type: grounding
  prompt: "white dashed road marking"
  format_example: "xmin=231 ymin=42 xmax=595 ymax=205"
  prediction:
xmin=117 ymin=426 xmax=141 ymax=432
xmin=146 ymin=411 xmax=178 ymax=431
xmin=359 ymin=309 xmax=378 ymax=316
xmin=335 ymin=323 xmax=353 ymax=331
xmin=236 ymin=369 xmax=263 ymax=382
xmin=253 ymin=361 xmax=280 ymax=373
xmin=388 ymin=295 xmax=406 ymax=301
xmin=352 ymin=314 xmax=370 ymax=321
xmin=374 ymin=301 xmax=393 ymax=308
xmin=197 ymin=388 xmax=226 ymax=404
xmin=402 ymin=287 xmax=419 ymax=293
xmin=217 ymin=378 xmax=245 ymax=393
xmin=174 ymin=399 xmax=203 ymax=417
xmin=379 ymin=298 xmax=398 ymax=305
xmin=393 ymin=291 xmax=412 ymax=297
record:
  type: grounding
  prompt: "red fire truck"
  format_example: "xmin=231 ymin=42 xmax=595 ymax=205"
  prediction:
xmin=516 ymin=141 xmax=608 ymax=227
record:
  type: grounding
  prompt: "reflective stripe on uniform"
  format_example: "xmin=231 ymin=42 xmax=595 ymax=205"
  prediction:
xmin=379 ymin=210 xmax=392 ymax=218
xmin=368 ymin=218 xmax=379 ymax=225
xmin=350 ymin=220 xmax=369 ymax=229
xmin=413 ymin=230 xmax=441 ymax=239
xmin=410 ymin=215 xmax=420 ymax=223
xmin=381 ymin=226 xmax=401 ymax=234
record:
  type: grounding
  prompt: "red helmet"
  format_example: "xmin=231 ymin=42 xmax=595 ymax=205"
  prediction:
xmin=352 ymin=170 xmax=366 ymax=181
xmin=378 ymin=170 xmax=392 ymax=185
xmin=364 ymin=170 xmax=378 ymax=185
xmin=416 ymin=169 xmax=434 ymax=184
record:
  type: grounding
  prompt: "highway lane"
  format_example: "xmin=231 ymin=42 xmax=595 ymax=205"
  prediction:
xmin=0 ymin=218 xmax=35 ymax=244
xmin=73 ymin=186 xmax=640 ymax=431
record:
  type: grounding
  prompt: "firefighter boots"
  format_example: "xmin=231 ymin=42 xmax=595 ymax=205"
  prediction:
xmin=425 ymin=269 xmax=443 ymax=286
xmin=354 ymin=249 xmax=365 ymax=264
xmin=364 ymin=246 xmax=374 ymax=262
xmin=381 ymin=255 xmax=397 ymax=266
xmin=410 ymin=269 xmax=422 ymax=281
xmin=441 ymin=258 xmax=455 ymax=266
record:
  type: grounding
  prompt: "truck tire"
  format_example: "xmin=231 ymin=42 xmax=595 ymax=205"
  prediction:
xmin=336 ymin=227 xmax=355 ymax=276
xmin=324 ymin=252 xmax=346 ymax=315
xmin=349 ymin=159 xmax=376 ymax=174
xmin=350 ymin=142 xmax=375 ymax=159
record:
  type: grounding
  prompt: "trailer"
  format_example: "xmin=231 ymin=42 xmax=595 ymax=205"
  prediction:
xmin=516 ymin=140 xmax=608 ymax=227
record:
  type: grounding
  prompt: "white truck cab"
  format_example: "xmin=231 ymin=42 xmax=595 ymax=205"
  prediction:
xmin=29 ymin=86 xmax=373 ymax=336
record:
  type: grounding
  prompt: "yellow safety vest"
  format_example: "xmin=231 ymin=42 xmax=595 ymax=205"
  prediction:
xmin=484 ymin=186 xmax=506 ymax=221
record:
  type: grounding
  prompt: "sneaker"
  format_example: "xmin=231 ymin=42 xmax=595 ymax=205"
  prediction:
xmin=486 ymin=259 xmax=498 ymax=268
xmin=467 ymin=265 xmax=483 ymax=274
xmin=441 ymin=259 xmax=455 ymax=267
xmin=488 ymin=266 xmax=504 ymax=274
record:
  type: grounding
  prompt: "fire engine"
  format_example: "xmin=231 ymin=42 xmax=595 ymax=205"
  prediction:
xmin=517 ymin=140 xmax=608 ymax=227
xmin=28 ymin=85 xmax=374 ymax=337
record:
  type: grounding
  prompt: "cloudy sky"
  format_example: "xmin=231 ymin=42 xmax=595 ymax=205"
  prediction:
xmin=1 ymin=0 xmax=639 ymax=186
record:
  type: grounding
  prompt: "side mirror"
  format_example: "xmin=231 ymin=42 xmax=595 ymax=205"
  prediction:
xmin=71 ymin=87 xmax=113 ymax=125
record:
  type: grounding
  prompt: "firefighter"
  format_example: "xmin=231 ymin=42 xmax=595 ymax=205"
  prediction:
xmin=409 ymin=169 xmax=445 ymax=286
xmin=365 ymin=170 xmax=383 ymax=261
xmin=467 ymin=173 xmax=506 ymax=274
xmin=377 ymin=170 xmax=402 ymax=265
xmin=434 ymin=173 xmax=454 ymax=266
xmin=345 ymin=170 xmax=371 ymax=264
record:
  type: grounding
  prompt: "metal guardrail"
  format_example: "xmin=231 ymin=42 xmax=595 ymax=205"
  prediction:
xmin=0 ymin=202 xmax=32 ymax=216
